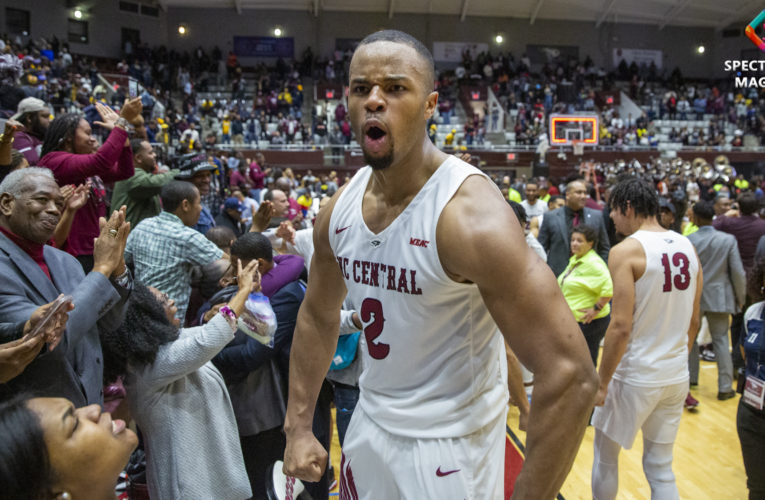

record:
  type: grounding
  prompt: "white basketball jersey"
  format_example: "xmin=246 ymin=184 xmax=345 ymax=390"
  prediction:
xmin=328 ymin=157 xmax=508 ymax=439
xmin=613 ymin=230 xmax=699 ymax=387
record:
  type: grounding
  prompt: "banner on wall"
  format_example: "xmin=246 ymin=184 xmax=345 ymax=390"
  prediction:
xmin=433 ymin=42 xmax=489 ymax=63
xmin=233 ymin=36 xmax=294 ymax=58
xmin=612 ymin=48 xmax=663 ymax=69
xmin=526 ymin=44 xmax=579 ymax=64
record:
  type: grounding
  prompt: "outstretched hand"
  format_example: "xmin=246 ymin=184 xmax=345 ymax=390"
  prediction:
xmin=119 ymin=97 xmax=143 ymax=124
xmin=93 ymin=207 xmax=130 ymax=277
xmin=94 ymin=102 xmax=120 ymax=130
xmin=276 ymin=220 xmax=296 ymax=245
xmin=250 ymin=200 xmax=275 ymax=233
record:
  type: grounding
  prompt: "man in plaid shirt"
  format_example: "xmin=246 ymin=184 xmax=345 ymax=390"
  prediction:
xmin=125 ymin=180 xmax=225 ymax=322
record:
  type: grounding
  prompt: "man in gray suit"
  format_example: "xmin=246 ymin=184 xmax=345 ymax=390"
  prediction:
xmin=538 ymin=179 xmax=610 ymax=277
xmin=687 ymin=200 xmax=746 ymax=400
xmin=0 ymin=168 xmax=131 ymax=406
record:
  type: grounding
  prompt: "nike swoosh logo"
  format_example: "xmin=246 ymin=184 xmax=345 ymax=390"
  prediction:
xmin=335 ymin=225 xmax=351 ymax=234
xmin=436 ymin=467 xmax=460 ymax=477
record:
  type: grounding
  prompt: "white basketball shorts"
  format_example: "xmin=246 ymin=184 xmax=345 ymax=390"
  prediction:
xmin=592 ymin=379 xmax=688 ymax=449
xmin=338 ymin=404 xmax=507 ymax=500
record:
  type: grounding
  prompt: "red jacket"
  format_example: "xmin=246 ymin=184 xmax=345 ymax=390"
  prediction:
xmin=39 ymin=127 xmax=133 ymax=257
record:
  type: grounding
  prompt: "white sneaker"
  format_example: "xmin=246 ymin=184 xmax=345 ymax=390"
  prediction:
xmin=266 ymin=460 xmax=307 ymax=500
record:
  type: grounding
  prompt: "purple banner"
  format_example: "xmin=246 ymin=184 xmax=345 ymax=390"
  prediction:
xmin=233 ymin=36 xmax=294 ymax=58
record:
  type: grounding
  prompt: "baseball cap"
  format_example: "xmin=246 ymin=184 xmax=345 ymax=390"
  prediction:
xmin=224 ymin=197 xmax=244 ymax=212
xmin=173 ymin=153 xmax=218 ymax=179
xmin=11 ymin=97 xmax=48 ymax=120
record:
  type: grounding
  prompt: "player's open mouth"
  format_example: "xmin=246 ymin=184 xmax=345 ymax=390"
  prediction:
xmin=363 ymin=122 xmax=389 ymax=153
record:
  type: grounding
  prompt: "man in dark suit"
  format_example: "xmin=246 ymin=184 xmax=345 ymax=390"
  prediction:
xmin=0 ymin=168 xmax=131 ymax=406
xmin=538 ymin=179 xmax=610 ymax=277
xmin=688 ymin=200 xmax=746 ymax=400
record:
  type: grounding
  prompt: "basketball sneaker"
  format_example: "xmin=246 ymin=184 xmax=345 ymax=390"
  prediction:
xmin=684 ymin=393 xmax=700 ymax=411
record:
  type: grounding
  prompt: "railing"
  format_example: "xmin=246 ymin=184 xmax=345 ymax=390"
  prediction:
xmin=162 ymin=142 xmax=765 ymax=154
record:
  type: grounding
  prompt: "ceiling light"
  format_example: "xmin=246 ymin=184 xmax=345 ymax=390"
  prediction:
xmin=73 ymin=9 xmax=82 ymax=19
xmin=274 ymin=27 xmax=282 ymax=37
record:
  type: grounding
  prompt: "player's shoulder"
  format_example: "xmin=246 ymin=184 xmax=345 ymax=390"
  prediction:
xmin=609 ymin=236 xmax=644 ymax=265
xmin=314 ymin=182 xmax=350 ymax=244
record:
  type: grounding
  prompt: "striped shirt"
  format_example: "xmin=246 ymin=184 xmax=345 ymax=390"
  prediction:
xmin=125 ymin=211 xmax=223 ymax=320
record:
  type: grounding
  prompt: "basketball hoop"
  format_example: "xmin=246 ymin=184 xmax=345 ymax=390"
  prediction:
xmin=572 ymin=140 xmax=584 ymax=156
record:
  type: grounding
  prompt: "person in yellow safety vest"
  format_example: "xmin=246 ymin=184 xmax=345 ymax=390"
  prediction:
xmin=507 ymin=187 xmax=522 ymax=203
xmin=734 ymin=175 xmax=750 ymax=193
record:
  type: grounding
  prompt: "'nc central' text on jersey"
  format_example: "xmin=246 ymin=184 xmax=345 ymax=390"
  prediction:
xmin=335 ymin=256 xmax=423 ymax=295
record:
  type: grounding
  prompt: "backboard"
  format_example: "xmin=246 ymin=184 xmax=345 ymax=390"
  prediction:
xmin=549 ymin=114 xmax=599 ymax=146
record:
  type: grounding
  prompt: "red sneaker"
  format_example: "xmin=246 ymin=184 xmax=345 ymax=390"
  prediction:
xmin=684 ymin=393 xmax=700 ymax=411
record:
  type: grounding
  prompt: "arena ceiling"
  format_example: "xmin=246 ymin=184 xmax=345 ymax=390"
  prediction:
xmin=157 ymin=0 xmax=763 ymax=29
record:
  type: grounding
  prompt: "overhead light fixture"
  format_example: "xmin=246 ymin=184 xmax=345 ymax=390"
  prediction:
xmin=697 ymin=45 xmax=705 ymax=54
xmin=495 ymin=34 xmax=504 ymax=44
xmin=73 ymin=9 xmax=83 ymax=19
xmin=178 ymin=24 xmax=187 ymax=35
xmin=274 ymin=27 xmax=282 ymax=37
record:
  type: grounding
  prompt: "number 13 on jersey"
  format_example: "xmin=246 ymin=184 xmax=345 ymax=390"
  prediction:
xmin=660 ymin=252 xmax=691 ymax=292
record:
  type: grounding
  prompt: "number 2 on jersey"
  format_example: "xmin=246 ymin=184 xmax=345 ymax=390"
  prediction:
xmin=660 ymin=252 xmax=691 ymax=292
xmin=360 ymin=298 xmax=390 ymax=359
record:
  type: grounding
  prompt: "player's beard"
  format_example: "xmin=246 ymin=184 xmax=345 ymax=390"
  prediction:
xmin=363 ymin=136 xmax=394 ymax=171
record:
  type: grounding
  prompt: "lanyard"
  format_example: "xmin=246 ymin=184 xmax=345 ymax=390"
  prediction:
xmin=559 ymin=260 xmax=582 ymax=286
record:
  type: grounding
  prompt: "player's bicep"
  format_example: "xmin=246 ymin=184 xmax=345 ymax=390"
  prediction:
xmin=439 ymin=178 xmax=586 ymax=374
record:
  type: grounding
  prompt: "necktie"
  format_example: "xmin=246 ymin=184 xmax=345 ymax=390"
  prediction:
xmin=573 ymin=212 xmax=580 ymax=227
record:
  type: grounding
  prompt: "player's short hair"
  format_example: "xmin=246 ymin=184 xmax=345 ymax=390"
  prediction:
xmin=609 ymin=177 xmax=659 ymax=218
xmin=572 ymin=224 xmax=599 ymax=246
xmin=231 ymin=232 xmax=273 ymax=263
xmin=738 ymin=192 xmax=758 ymax=216
xmin=205 ymin=226 xmax=236 ymax=251
xmin=357 ymin=30 xmax=435 ymax=91
xmin=692 ymin=200 xmax=715 ymax=222
xmin=160 ymin=180 xmax=198 ymax=213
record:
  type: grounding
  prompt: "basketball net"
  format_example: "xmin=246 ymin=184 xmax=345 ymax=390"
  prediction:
xmin=572 ymin=140 xmax=584 ymax=156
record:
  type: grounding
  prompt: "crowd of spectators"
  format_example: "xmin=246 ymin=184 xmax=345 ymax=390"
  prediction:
xmin=3 ymin=30 xmax=765 ymax=500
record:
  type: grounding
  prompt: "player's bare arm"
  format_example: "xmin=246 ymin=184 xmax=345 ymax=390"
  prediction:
xmin=437 ymin=174 xmax=598 ymax=499
xmin=595 ymin=238 xmax=644 ymax=405
xmin=686 ymin=249 xmax=704 ymax=353
xmin=284 ymin=187 xmax=348 ymax=482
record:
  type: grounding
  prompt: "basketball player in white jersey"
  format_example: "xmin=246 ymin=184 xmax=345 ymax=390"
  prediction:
xmin=592 ymin=177 xmax=703 ymax=500
xmin=283 ymin=30 xmax=598 ymax=499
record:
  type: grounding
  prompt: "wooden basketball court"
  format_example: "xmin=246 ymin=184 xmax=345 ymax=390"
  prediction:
xmin=328 ymin=357 xmax=747 ymax=498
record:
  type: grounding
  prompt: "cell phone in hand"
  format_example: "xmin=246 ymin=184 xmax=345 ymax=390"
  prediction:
xmin=128 ymin=79 xmax=138 ymax=98
xmin=27 ymin=295 xmax=73 ymax=339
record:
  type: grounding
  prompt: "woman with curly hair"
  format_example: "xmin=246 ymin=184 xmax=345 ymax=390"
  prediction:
xmin=37 ymin=98 xmax=142 ymax=272
xmin=101 ymin=259 xmax=260 ymax=500
xmin=739 ymin=256 xmax=765 ymax=499
xmin=0 ymin=394 xmax=137 ymax=500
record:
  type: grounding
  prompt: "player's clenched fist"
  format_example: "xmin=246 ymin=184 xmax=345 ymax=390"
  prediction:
xmin=283 ymin=431 xmax=328 ymax=482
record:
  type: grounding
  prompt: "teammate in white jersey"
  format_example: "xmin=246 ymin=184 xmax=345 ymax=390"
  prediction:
xmin=283 ymin=29 xmax=598 ymax=499
xmin=592 ymin=177 xmax=703 ymax=500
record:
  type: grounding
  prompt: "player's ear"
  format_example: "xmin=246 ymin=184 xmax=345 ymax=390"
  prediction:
xmin=424 ymin=91 xmax=438 ymax=120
